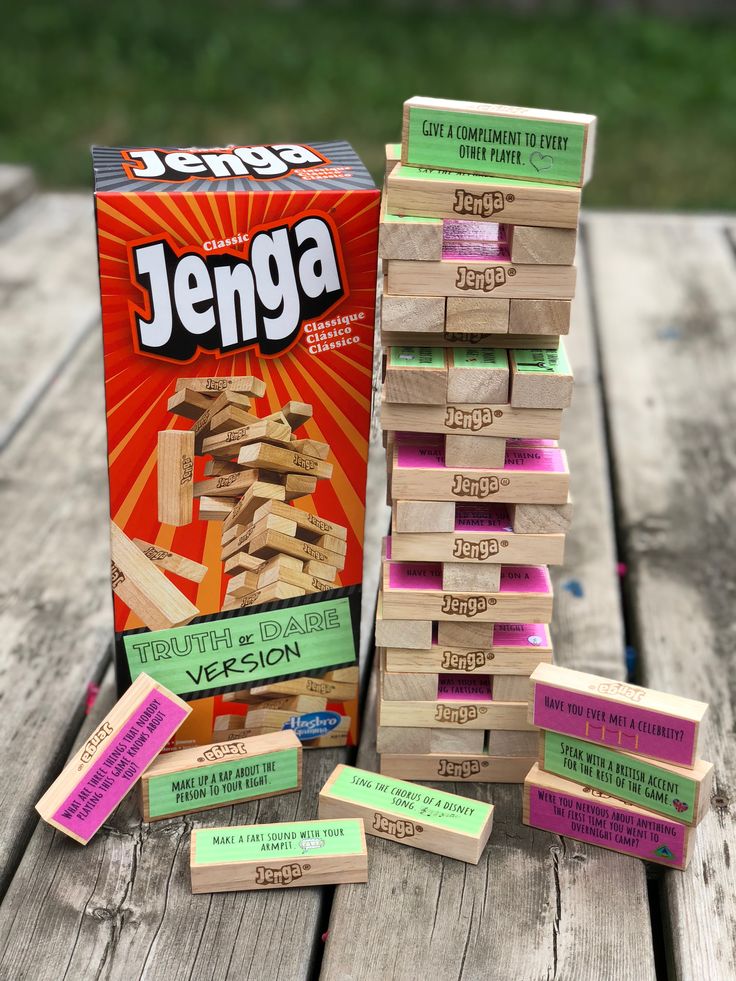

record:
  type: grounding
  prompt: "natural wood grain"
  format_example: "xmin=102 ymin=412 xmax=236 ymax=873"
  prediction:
xmin=588 ymin=212 xmax=736 ymax=980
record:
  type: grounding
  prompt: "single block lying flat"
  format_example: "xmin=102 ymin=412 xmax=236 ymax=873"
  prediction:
xmin=190 ymin=818 xmax=367 ymax=893
xmin=319 ymin=764 xmax=494 ymax=864
xmin=381 ymin=753 xmax=534 ymax=784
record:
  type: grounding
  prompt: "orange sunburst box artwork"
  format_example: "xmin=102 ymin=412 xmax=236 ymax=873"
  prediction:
xmin=92 ymin=142 xmax=380 ymax=752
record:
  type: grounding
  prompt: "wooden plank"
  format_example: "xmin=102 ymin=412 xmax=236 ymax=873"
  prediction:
xmin=508 ymin=297 xmax=572 ymax=335
xmin=505 ymin=223 xmax=577 ymax=265
xmin=446 ymin=347 xmax=509 ymax=403
xmin=379 ymin=198 xmax=443 ymax=261
xmin=322 ymin=220 xmax=656 ymax=981
xmin=588 ymin=212 xmax=736 ymax=979
xmin=445 ymin=296 xmax=509 ymax=334
xmin=238 ymin=441 xmax=333 ymax=480
xmin=444 ymin=434 xmax=507 ymax=469
xmin=0 ymin=667 xmax=349 ymax=980
xmin=132 ymin=539 xmax=208 ymax=582
xmin=385 ymin=257 xmax=577 ymax=300
xmin=175 ymin=375 xmax=266 ymax=397
xmin=386 ymin=165 xmax=581 ymax=229
xmin=381 ymin=394 xmax=563 ymax=439
xmin=157 ymin=430 xmax=194 ymax=525
xmin=510 ymin=344 xmax=574 ymax=409
xmin=381 ymin=327 xmax=560 ymax=349
xmin=166 ymin=387 xmax=212 ymax=421
xmin=380 ymin=294 xmax=446 ymax=334
xmin=383 ymin=346 xmax=447 ymax=404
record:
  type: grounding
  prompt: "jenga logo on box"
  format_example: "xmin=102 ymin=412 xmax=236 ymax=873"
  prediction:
xmin=254 ymin=862 xmax=306 ymax=886
xmin=435 ymin=704 xmax=480 ymax=725
xmin=452 ymin=537 xmax=499 ymax=560
xmin=373 ymin=813 xmax=421 ymax=839
xmin=453 ymin=188 xmax=506 ymax=218
xmin=122 ymin=145 xmax=329 ymax=184
xmin=441 ymin=650 xmax=493 ymax=671
xmin=451 ymin=474 xmax=500 ymax=498
xmin=180 ymin=454 xmax=193 ymax=484
xmin=111 ymin=561 xmax=125 ymax=589
xmin=455 ymin=265 xmax=509 ymax=293
xmin=444 ymin=405 xmax=497 ymax=432
xmin=129 ymin=214 xmax=346 ymax=362
xmin=437 ymin=759 xmax=482 ymax=778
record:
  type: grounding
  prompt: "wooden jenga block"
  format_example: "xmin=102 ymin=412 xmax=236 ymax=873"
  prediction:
xmin=324 ymin=666 xmax=358 ymax=683
xmin=391 ymin=441 xmax=570 ymax=505
xmin=192 ymin=392 xmax=259 ymax=451
xmin=376 ymin=726 xmax=431 ymax=754
xmin=538 ymin=731 xmax=713 ymax=827
xmin=380 ymin=754 xmax=533 ymax=783
xmin=445 ymin=433 xmax=506 ymax=469
xmin=193 ymin=469 xmax=260 ymax=500
xmin=291 ymin=438 xmax=330 ymax=460
xmin=248 ymin=528 xmax=346 ymax=572
xmin=222 ymin=482 xmax=287 ymax=533
xmin=157 ymin=430 xmax=194 ymax=526
xmin=167 ymin=387 xmax=213 ymax=421
xmin=223 ymin=551 xmax=265 ymax=576
xmin=140 ymin=730 xmax=301 ymax=823
xmin=238 ymin=442 xmax=333 ymax=481
xmin=319 ymin=764 xmax=494 ymax=864
xmin=382 ymin=329 xmax=560 ymax=350
xmin=225 ymin=570 xmax=264 ymax=598
xmin=316 ymin=533 xmax=347 ymax=555
xmin=492 ymin=676 xmax=530 ymax=701
xmin=381 ymin=662 xmax=438 ymax=702
xmin=446 ymin=348 xmax=509 ymax=404
xmin=441 ymin=562 xmax=501 ymax=593
xmin=429 ymin=728 xmax=485 ymax=754
xmin=36 ymin=673 xmax=190 ymax=844
xmin=198 ymin=496 xmax=234 ymax=521
xmin=132 ymin=539 xmax=208 ymax=583
xmin=110 ymin=522 xmax=199 ymax=630
xmin=375 ymin=594 xmax=433 ymax=650
xmin=304 ymin=559 xmax=338 ymax=581
xmin=380 ymin=693 xmax=530 ymax=731
xmin=509 ymin=497 xmax=573 ymax=534
xmin=387 ymin=165 xmax=581 ymax=229
xmin=384 ymin=347 xmax=448 ymax=404
xmin=222 ymin=512 xmax=296 ymax=561
xmin=257 ymin=553 xmax=304 ymax=577
xmin=280 ymin=401 xmax=313 ymax=430
xmin=391 ymin=502 xmax=565 ymax=567
xmin=379 ymin=200 xmax=443 ymax=261
xmin=213 ymin=715 xmax=246 ymax=733
xmin=385 ymin=257 xmax=576 ymax=301
xmin=176 ymin=376 xmax=266 ymax=397
xmin=258 ymin=564 xmax=334 ymax=596
xmin=385 ymin=142 xmax=400 ymax=177
xmin=253 ymin=500 xmax=347 ymax=542
xmin=394 ymin=500 xmax=455 ymax=533
xmin=203 ymin=459 xmax=246 ymax=476
xmin=234 ymin=672 xmax=357 ymax=703
xmin=486 ymin=730 xmax=539 ymax=757
xmin=523 ymin=765 xmax=695 ymax=870
xmin=381 ymin=395 xmax=562 ymax=440
xmin=380 ymin=294 xmax=446 ymax=335
xmin=190 ymin=818 xmax=368 ymax=893
xmin=401 ymin=96 xmax=596 ymax=186
xmin=208 ymin=404 xmax=261 ymax=437
xmin=283 ymin=474 xmax=318 ymax=500
xmin=510 ymin=345 xmax=574 ymax=409
xmin=221 ymin=580 xmax=305 ymax=612
xmin=203 ymin=421 xmax=292 ymax=459
xmin=529 ymin=663 xmax=709 ymax=768
xmin=436 ymin=620 xmax=494 ymax=648
xmin=260 ymin=695 xmax=329 ymax=714
xmin=508 ymin=298 xmax=571 ymax=336
xmin=445 ymin=297 xmax=509 ymax=334
xmin=504 ymin=224 xmax=577 ymax=265
xmin=385 ymin=621 xmax=553 ymax=676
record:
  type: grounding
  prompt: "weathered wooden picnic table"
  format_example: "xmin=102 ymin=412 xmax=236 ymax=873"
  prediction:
xmin=0 ymin=168 xmax=734 ymax=981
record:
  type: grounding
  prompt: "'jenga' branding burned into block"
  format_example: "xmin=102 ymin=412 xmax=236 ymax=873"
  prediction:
xmin=93 ymin=142 xmax=379 ymax=751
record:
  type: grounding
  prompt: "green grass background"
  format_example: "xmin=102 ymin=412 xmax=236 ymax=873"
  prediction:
xmin=2 ymin=2 xmax=734 ymax=207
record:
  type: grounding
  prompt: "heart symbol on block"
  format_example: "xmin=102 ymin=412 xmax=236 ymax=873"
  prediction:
xmin=672 ymin=799 xmax=689 ymax=813
xmin=530 ymin=151 xmax=553 ymax=172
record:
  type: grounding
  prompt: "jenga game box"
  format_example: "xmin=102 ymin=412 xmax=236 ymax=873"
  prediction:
xmin=92 ymin=142 xmax=380 ymax=751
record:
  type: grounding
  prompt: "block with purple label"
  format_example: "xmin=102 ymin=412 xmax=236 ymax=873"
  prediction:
xmin=390 ymin=500 xmax=566 ymax=566
xmin=383 ymin=621 xmax=553 ymax=675
xmin=391 ymin=441 xmax=570 ymax=505
xmin=529 ymin=663 xmax=708 ymax=769
xmin=523 ymin=764 xmax=695 ymax=870
xmin=36 ymin=673 xmax=191 ymax=844
xmin=382 ymin=558 xmax=553 ymax=623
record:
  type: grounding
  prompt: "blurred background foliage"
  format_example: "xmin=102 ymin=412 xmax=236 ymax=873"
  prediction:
xmin=2 ymin=1 xmax=734 ymax=208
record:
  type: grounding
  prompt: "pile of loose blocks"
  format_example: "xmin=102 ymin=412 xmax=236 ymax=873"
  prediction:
xmin=375 ymin=97 xmax=594 ymax=782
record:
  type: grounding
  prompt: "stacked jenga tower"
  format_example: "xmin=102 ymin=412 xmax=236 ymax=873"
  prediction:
xmin=375 ymin=97 xmax=596 ymax=783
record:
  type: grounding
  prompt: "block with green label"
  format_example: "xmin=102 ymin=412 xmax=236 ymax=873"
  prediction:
xmin=385 ymin=347 xmax=448 ymax=405
xmin=401 ymin=96 xmax=596 ymax=187
xmin=447 ymin=348 xmax=509 ymax=405
xmin=190 ymin=818 xmax=368 ymax=893
xmin=539 ymin=731 xmax=713 ymax=827
xmin=318 ymin=764 xmax=494 ymax=864
xmin=510 ymin=343 xmax=573 ymax=409
xmin=140 ymin=729 xmax=302 ymax=822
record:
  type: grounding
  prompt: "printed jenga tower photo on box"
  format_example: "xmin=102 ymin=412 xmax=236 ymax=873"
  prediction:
xmin=93 ymin=142 xmax=380 ymax=751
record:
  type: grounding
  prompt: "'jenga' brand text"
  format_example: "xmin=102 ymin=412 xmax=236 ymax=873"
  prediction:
xmin=435 ymin=704 xmax=480 ymax=724
xmin=453 ymin=189 xmax=506 ymax=218
xmin=441 ymin=595 xmax=494 ymax=617
xmin=437 ymin=759 xmax=482 ymax=778
xmin=451 ymin=474 xmax=500 ymax=497
xmin=452 ymin=537 xmax=499 ymax=560
xmin=455 ymin=266 xmax=508 ymax=293
xmin=373 ymin=813 xmax=420 ymax=839
xmin=254 ymin=862 xmax=305 ymax=886
xmin=445 ymin=406 xmax=497 ymax=431
xmin=441 ymin=650 xmax=493 ymax=671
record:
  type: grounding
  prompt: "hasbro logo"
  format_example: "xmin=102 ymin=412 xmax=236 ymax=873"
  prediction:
xmin=283 ymin=711 xmax=342 ymax=741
